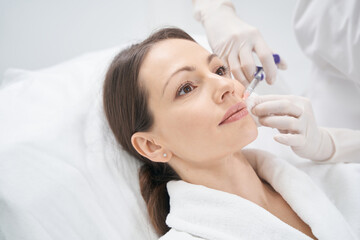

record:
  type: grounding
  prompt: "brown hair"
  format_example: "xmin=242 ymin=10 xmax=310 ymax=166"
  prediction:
xmin=102 ymin=27 xmax=195 ymax=236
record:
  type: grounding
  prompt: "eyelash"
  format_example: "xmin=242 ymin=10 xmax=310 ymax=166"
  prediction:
xmin=216 ymin=65 xmax=229 ymax=76
xmin=175 ymin=65 xmax=229 ymax=97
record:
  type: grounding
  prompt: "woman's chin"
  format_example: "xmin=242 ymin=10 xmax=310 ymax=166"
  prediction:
xmin=227 ymin=121 xmax=258 ymax=151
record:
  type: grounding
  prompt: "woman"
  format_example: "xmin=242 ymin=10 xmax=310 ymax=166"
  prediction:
xmin=102 ymin=27 xmax=359 ymax=239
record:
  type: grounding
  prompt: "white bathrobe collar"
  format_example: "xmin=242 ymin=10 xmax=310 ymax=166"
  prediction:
xmin=165 ymin=149 xmax=355 ymax=240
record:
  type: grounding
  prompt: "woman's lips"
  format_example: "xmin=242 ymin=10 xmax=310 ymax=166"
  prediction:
xmin=219 ymin=102 xmax=248 ymax=125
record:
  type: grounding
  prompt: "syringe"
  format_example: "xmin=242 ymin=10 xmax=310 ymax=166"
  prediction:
xmin=243 ymin=54 xmax=281 ymax=100
xmin=243 ymin=67 xmax=264 ymax=99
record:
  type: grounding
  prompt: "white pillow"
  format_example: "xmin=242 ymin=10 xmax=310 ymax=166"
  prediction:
xmin=0 ymin=44 xmax=158 ymax=240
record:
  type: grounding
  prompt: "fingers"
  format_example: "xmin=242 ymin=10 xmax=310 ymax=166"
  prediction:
xmin=248 ymin=94 xmax=313 ymax=149
xmin=228 ymin=45 xmax=285 ymax=87
xmin=252 ymin=95 xmax=304 ymax=133
xmin=252 ymin=99 xmax=303 ymax=118
xmin=239 ymin=46 xmax=256 ymax=83
xmin=251 ymin=94 xmax=299 ymax=107
xmin=277 ymin=57 xmax=288 ymax=70
xmin=228 ymin=52 xmax=248 ymax=86
xmin=258 ymin=115 xmax=302 ymax=133
xmin=254 ymin=42 xmax=277 ymax=84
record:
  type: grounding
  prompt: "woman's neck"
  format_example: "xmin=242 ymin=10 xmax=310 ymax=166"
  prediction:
xmin=170 ymin=150 xmax=275 ymax=210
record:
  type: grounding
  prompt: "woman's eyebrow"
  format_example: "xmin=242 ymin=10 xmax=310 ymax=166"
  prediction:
xmin=207 ymin=53 xmax=218 ymax=64
xmin=161 ymin=53 xmax=218 ymax=96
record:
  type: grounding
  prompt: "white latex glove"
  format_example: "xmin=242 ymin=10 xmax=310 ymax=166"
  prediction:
xmin=245 ymin=93 xmax=261 ymax=127
xmin=192 ymin=0 xmax=287 ymax=86
xmin=251 ymin=95 xmax=335 ymax=161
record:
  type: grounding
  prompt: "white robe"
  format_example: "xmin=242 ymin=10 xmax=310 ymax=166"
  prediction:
xmin=160 ymin=128 xmax=360 ymax=240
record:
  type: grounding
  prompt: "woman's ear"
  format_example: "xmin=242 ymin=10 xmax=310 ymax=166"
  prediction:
xmin=131 ymin=132 xmax=171 ymax=163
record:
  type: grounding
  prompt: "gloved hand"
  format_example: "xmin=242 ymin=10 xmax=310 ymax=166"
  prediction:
xmin=192 ymin=0 xmax=287 ymax=86
xmin=251 ymin=95 xmax=335 ymax=161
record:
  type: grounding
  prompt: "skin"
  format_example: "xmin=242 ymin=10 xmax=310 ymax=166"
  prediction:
xmin=131 ymin=38 xmax=316 ymax=239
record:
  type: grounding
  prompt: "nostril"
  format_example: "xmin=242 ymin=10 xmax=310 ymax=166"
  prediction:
xmin=217 ymin=79 xmax=236 ymax=102
xmin=221 ymin=89 xmax=234 ymax=101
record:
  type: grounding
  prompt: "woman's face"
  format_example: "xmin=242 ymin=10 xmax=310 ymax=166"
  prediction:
xmin=138 ymin=39 xmax=257 ymax=165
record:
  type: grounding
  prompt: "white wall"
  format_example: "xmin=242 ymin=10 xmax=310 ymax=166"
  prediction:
xmin=0 ymin=0 xmax=311 ymax=94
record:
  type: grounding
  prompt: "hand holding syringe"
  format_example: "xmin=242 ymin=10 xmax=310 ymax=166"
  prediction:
xmin=243 ymin=54 xmax=281 ymax=100
xmin=245 ymin=54 xmax=335 ymax=161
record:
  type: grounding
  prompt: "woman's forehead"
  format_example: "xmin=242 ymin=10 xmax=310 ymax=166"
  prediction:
xmin=139 ymin=39 xmax=209 ymax=87
xmin=146 ymin=39 xmax=209 ymax=65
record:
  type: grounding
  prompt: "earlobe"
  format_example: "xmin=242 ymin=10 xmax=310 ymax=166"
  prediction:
xmin=131 ymin=132 xmax=171 ymax=163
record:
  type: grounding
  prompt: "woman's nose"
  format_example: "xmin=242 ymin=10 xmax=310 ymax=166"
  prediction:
xmin=212 ymin=76 xmax=236 ymax=103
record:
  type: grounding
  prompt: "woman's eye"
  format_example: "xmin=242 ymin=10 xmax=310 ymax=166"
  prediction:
xmin=216 ymin=66 xmax=228 ymax=76
xmin=177 ymin=83 xmax=195 ymax=96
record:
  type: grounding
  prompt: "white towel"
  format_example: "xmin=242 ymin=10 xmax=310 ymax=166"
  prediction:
xmin=160 ymin=149 xmax=357 ymax=240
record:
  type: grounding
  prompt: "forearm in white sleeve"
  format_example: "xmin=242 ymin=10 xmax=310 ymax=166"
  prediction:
xmin=320 ymin=128 xmax=360 ymax=163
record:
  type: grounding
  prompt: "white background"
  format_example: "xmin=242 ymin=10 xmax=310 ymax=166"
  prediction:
xmin=0 ymin=0 xmax=311 ymax=94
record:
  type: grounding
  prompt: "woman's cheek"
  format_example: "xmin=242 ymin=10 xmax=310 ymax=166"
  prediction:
xmin=234 ymin=80 xmax=245 ymax=96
